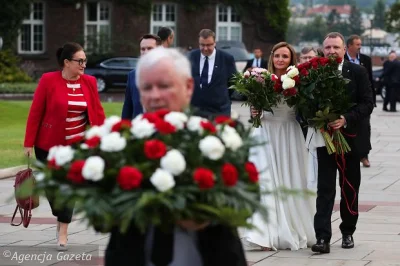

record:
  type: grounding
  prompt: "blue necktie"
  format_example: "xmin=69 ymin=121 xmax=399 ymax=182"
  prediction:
xmin=201 ymin=56 xmax=209 ymax=89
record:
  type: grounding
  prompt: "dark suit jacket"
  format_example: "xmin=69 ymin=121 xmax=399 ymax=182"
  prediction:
xmin=121 ymin=69 xmax=143 ymax=120
xmin=105 ymin=223 xmax=247 ymax=266
xmin=344 ymin=53 xmax=373 ymax=90
xmin=383 ymin=59 xmax=400 ymax=86
xmin=189 ymin=49 xmax=236 ymax=118
xmin=341 ymin=60 xmax=374 ymax=145
xmin=243 ymin=58 xmax=268 ymax=72
xmin=344 ymin=53 xmax=373 ymax=154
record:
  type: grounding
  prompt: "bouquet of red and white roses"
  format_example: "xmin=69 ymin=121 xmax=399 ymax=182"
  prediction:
xmin=22 ymin=110 xmax=267 ymax=234
xmin=282 ymin=56 xmax=355 ymax=154
xmin=230 ymin=68 xmax=280 ymax=128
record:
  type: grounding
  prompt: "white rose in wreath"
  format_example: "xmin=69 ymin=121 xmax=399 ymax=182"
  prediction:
xmin=199 ymin=135 xmax=225 ymax=160
xmin=187 ymin=116 xmax=207 ymax=134
xmin=82 ymin=156 xmax=105 ymax=181
xmin=160 ymin=149 xmax=186 ymax=176
xmin=131 ymin=119 xmax=156 ymax=139
xmin=220 ymin=126 xmax=243 ymax=151
xmin=150 ymin=168 xmax=176 ymax=192
xmin=164 ymin=112 xmax=188 ymax=130
xmin=100 ymin=132 xmax=127 ymax=152
xmin=54 ymin=146 xmax=74 ymax=166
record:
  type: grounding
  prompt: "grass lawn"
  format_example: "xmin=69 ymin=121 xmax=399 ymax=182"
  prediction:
xmin=0 ymin=100 xmax=123 ymax=169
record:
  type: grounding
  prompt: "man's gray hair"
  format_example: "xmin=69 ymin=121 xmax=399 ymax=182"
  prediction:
xmin=135 ymin=47 xmax=192 ymax=87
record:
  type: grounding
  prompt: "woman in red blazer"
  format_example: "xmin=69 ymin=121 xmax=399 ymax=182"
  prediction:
xmin=24 ymin=42 xmax=105 ymax=250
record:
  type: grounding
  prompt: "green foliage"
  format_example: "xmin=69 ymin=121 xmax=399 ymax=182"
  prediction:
xmin=301 ymin=15 xmax=329 ymax=43
xmin=0 ymin=0 xmax=31 ymax=49
xmin=0 ymin=50 xmax=32 ymax=83
xmin=385 ymin=1 xmax=400 ymax=34
xmin=325 ymin=6 xmax=363 ymax=37
xmin=0 ymin=83 xmax=37 ymax=94
xmin=374 ymin=0 xmax=386 ymax=29
xmin=230 ymin=69 xmax=280 ymax=127
xmin=348 ymin=4 xmax=364 ymax=36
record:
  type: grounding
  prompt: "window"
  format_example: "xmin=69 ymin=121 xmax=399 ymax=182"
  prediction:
xmin=150 ymin=3 xmax=177 ymax=46
xmin=18 ymin=2 xmax=45 ymax=54
xmin=216 ymin=5 xmax=242 ymax=41
xmin=84 ymin=2 xmax=111 ymax=53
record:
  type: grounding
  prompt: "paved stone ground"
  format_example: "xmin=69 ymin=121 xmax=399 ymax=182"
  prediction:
xmin=0 ymin=99 xmax=399 ymax=266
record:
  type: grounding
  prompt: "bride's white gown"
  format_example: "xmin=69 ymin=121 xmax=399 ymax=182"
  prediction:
xmin=241 ymin=103 xmax=316 ymax=251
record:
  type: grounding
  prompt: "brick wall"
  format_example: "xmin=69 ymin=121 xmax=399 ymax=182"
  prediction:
xmin=18 ymin=1 xmax=280 ymax=76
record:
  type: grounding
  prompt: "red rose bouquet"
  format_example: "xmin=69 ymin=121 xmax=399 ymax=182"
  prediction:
xmin=283 ymin=56 xmax=355 ymax=154
xmin=21 ymin=110 xmax=267 ymax=234
xmin=230 ymin=67 xmax=280 ymax=128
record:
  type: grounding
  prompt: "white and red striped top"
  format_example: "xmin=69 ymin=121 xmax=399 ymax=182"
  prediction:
xmin=65 ymin=82 xmax=87 ymax=144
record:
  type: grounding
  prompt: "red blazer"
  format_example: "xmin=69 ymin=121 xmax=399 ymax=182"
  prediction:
xmin=24 ymin=71 xmax=106 ymax=151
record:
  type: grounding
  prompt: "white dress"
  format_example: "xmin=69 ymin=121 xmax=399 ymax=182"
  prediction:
xmin=241 ymin=103 xmax=316 ymax=251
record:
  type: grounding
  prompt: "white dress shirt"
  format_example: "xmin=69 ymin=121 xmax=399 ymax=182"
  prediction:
xmin=252 ymin=58 xmax=261 ymax=68
xmin=200 ymin=49 xmax=216 ymax=84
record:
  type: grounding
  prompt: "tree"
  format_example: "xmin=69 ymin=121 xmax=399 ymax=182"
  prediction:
xmin=0 ymin=0 xmax=31 ymax=49
xmin=302 ymin=15 xmax=329 ymax=43
xmin=348 ymin=4 xmax=364 ymax=35
xmin=327 ymin=9 xmax=341 ymax=29
xmin=374 ymin=0 xmax=386 ymax=29
xmin=385 ymin=1 xmax=400 ymax=34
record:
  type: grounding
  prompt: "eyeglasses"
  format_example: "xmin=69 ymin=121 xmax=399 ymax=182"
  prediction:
xmin=69 ymin=58 xmax=87 ymax=65
xmin=199 ymin=43 xmax=215 ymax=48
xmin=300 ymin=56 xmax=314 ymax=60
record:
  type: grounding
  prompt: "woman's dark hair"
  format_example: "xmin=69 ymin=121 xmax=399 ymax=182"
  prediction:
xmin=56 ymin=42 xmax=84 ymax=67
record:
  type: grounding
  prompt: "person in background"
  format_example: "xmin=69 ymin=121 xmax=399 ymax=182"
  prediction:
xmin=243 ymin=48 xmax=267 ymax=72
xmin=24 ymin=42 xmax=106 ymax=251
xmin=299 ymin=46 xmax=317 ymax=64
xmin=157 ymin=27 xmax=174 ymax=48
xmin=382 ymin=51 xmax=399 ymax=112
xmin=188 ymin=29 xmax=236 ymax=118
xmin=121 ymin=34 xmax=162 ymax=120
xmin=344 ymin=34 xmax=374 ymax=168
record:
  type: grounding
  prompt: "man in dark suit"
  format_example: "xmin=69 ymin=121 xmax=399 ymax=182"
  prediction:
xmin=121 ymin=34 xmax=161 ymax=120
xmin=188 ymin=29 xmax=237 ymax=118
xmin=243 ymin=48 xmax=267 ymax=72
xmin=344 ymin=35 xmax=373 ymax=168
xmin=312 ymin=32 xmax=374 ymax=254
xmin=383 ymin=51 xmax=400 ymax=112
xmin=105 ymin=47 xmax=247 ymax=266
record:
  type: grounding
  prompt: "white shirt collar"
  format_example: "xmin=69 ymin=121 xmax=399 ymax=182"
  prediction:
xmin=338 ymin=58 xmax=344 ymax=71
xmin=201 ymin=49 xmax=216 ymax=60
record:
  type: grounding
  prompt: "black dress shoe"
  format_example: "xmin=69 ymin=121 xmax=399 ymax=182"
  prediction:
xmin=311 ymin=239 xmax=330 ymax=253
xmin=342 ymin=235 xmax=354 ymax=249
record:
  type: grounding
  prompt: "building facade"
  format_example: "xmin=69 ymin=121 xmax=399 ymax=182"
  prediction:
xmin=17 ymin=1 xmax=276 ymax=76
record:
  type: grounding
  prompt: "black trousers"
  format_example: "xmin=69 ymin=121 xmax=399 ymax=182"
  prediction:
xmin=34 ymin=147 xmax=74 ymax=223
xmin=383 ymin=84 xmax=398 ymax=111
xmin=314 ymin=147 xmax=361 ymax=242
